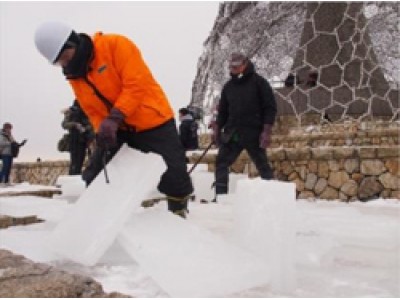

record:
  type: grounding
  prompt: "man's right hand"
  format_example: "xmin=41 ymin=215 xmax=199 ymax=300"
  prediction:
xmin=211 ymin=124 xmax=220 ymax=146
xmin=97 ymin=119 xmax=119 ymax=149
xmin=259 ymin=124 xmax=273 ymax=148
xmin=97 ymin=108 xmax=125 ymax=149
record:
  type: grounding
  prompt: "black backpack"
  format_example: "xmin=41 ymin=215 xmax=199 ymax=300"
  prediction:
xmin=11 ymin=142 xmax=20 ymax=158
xmin=189 ymin=121 xmax=198 ymax=139
xmin=57 ymin=133 xmax=71 ymax=152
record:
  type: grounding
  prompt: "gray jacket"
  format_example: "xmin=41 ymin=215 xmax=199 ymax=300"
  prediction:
xmin=0 ymin=131 xmax=13 ymax=156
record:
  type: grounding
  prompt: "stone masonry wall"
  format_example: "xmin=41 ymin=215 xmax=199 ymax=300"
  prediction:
xmin=193 ymin=145 xmax=399 ymax=201
xmin=192 ymin=121 xmax=399 ymax=201
xmin=8 ymin=161 xmax=69 ymax=186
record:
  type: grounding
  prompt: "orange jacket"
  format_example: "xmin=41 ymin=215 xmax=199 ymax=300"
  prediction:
xmin=68 ymin=32 xmax=174 ymax=132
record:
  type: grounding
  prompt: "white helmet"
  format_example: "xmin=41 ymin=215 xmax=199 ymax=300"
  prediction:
xmin=34 ymin=21 xmax=73 ymax=64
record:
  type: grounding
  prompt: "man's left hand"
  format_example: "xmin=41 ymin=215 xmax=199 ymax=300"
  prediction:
xmin=259 ymin=124 xmax=273 ymax=149
xmin=19 ymin=139 xmax=28 ymax=147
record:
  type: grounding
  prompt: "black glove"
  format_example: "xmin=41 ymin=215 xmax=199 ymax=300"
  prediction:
xmin=259 ymin=124 xmax=273 ymax=149
xmin=211 ymin=124 xmax=220 ymax=146
xmin=97 ymin=108 xmax=125 ymax=149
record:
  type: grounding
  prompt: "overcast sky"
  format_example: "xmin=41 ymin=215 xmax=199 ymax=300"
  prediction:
xmin=0 ymin=1 xmax=218 ymax=161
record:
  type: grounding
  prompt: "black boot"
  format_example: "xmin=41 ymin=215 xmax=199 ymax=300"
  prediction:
xmin=167 ymin=195 xmax=191 ymax=218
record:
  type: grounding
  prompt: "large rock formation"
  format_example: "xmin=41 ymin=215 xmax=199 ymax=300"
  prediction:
xmin=0 ymin=249 xmax=129 ymax=297
xmin=191 ymin=2 xmax=399 ymax=124
xmin=191 ymin=2 xmax=306 ymax=112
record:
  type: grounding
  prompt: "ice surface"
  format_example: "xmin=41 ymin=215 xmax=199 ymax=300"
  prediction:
xmin=0 ymin=196 xmax=70 ymax=223
xmin=48 ymin=145 xmax=165 ymax=266
xmin=0 ymin=227 xmax=60 ymax=262
xmin=1 ymin=170 xmax=399 ymax=297
xmin=233 ymin=179 xmax=297 ymax=293
xmin=118 ymin=208 xmax=270 ymax=297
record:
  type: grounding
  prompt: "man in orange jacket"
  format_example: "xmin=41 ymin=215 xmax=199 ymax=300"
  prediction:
xmin=34 ymin=21 xmax=193 ymax=217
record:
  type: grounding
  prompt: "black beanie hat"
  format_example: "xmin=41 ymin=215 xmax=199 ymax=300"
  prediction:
xmin=179 ymin=108 xmax=190 ymax=115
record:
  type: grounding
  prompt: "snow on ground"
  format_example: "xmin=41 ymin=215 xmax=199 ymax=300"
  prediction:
xmin=0 ymin=166 xmax=399 ymax=297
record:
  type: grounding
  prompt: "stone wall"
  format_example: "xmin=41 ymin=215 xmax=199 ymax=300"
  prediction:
xmin=192 ymin=121 xmax=400 ymax=201
xmin=8 ymin=161 xmax=69 ymax=186
xmin=192 ymin=146 xmax=399 ymax=201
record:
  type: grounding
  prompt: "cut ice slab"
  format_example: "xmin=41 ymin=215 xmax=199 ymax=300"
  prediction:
xmin=48 ymin=145 xmax=165 ymax=266
xmin=233 ymin=179 xmax=297 ymax=293
xmin=55 ymin=175 xmax=86 ymax=202
xmin=118 ymin=209 xmax=270 ymax=298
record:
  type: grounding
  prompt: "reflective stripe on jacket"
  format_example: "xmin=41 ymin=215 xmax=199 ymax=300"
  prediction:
xmin=68 ymin=32 xmax=174 ymax=132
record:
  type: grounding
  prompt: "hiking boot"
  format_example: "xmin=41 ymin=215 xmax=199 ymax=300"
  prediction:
xmin=167 ymin=195 xmax=192 ymax=219
xmin=172 ymin=209 xmax=187 ymax=219
xmin=141 ymin=195 xmax=195 ymax=210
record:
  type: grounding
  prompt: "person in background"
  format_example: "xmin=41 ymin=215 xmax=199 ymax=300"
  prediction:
xmin=208 ymin=103 xmax=219 ymax=146
xmin=284 ymin=73 xmax=301 ymax=87
xmin=0 ymin=123 xmax=27 ymax=186
xmin=62 ymin=100 xmax=94 ymax=175
xmin=211 ymin=52 xmax=277 ymax=202
xmin=178 ymin=107 xmax=199 ymax=151
xmin=34 ymin=21 xmax=193 ymax=217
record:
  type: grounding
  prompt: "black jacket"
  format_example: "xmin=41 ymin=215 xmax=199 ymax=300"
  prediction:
xmin=217 ymin=62 xmax=277 ymax=141
xmin=62 ymin=102 xmax=93 ymax=151
xmin=179 ymin=116 xmax=199 ymax=150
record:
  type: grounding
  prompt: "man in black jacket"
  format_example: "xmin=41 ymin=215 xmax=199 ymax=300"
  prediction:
xmin=212 ymin=53 xmax=277 ymax=201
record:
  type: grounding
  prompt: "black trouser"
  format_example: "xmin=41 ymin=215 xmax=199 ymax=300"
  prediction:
xmin=82 ymin=119 xmax=193 ymax=198
xmin=215 ymin=139 xmax=273 ymax=195
xmin=0 ymin=155 xmax=13 ymax=183
xmin=69 ymin=143 xmax=87 ymax=175
xmin=68 ymin=130 xmax=89 ymax=175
